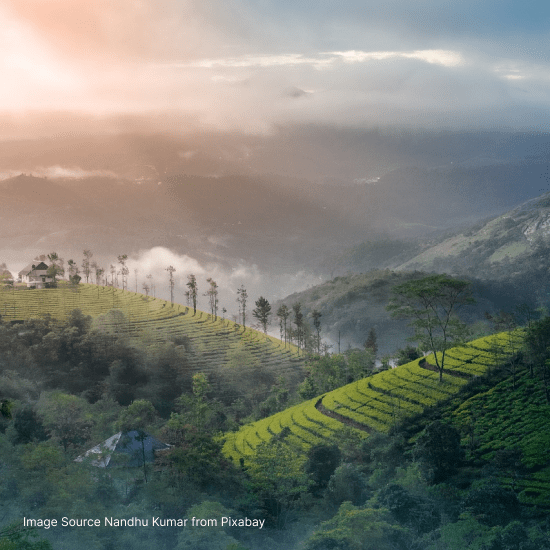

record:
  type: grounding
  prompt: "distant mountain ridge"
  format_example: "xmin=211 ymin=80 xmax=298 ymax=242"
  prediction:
xmin=277 ymin=191 xmax=550 ymax=353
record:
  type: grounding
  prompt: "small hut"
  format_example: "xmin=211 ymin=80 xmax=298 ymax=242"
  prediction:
xmin=75 ymin=430 xmax=171 ymax=468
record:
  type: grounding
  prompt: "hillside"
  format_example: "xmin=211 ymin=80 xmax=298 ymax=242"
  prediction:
xmin=451 ymin=370 xmax=550 ymax=509
xmin=272 ymin=269 xmax=504 ymax=354
xmin=0 ymin=284 xmax=306 ymax=384
xmin=391 ymin=191 xmax=550 ymax=279
xmin=222 ymin=331 xmax=518 ymax=461
xmin=327 ymin=190 xmax=550 ymax=286
xmin=286 ymin=192 xmax=550 ymax=352
xmin=223 ymin=328 xmax=550 ymax=510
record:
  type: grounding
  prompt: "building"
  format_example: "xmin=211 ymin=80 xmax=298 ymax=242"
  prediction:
xmin=18 ymin=261 xmax=54 ymax=288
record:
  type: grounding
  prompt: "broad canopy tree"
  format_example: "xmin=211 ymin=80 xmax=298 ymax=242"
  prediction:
xmin=387 ymin=274 xmax=474 ymax=382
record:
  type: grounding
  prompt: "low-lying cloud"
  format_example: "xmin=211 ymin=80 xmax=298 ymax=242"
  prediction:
xmin=126 ymin=247 xmax=322 ymax=319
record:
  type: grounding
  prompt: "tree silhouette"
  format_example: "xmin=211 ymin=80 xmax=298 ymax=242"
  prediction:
xmin=236 ymin=285 xmax=248 ymax=328
xmin=187 ymin=274 xmax=198 ymax=314
xmin=253 ymin=296 xmax=272 ymax=334
xmin=166 ymin=265 xmax=176 ymax=304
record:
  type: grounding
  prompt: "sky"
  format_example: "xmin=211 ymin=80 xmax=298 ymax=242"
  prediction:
xmin=1 ymin=0 xmax=550 ymax=135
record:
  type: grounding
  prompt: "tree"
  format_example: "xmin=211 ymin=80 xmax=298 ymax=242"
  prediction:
xmin=67 ymin=259 xmax=81 ymax=285
xmin=67 ymin=259 xmax=77 ymax=278
xmin=277 ymin=304 xmax=290 ymax=347
xmin=364 ymin=327 xmax=378 ymax=356
xmin=311 ymin=309 xmax=322 ymax=354
xmin=81 ymin=249 xmax=93 ymax=283
xmin=292 ymin=302 xmax=304 ymax=350
xmin=305 ymin=444 xmax=341 ymax=495
xmin=134 ymin=268 xmax=138 ymax=292
xmin=387 ymin=274 xmax=474 ymax=382
xmin=94 ymin=264 xmax=104 ymax=286
xmin=174 ymin=373 xmax=213 ymax=432
xmin=395 ymin=344 xmax=422 ymax=366
xmin=414 ymin=420 xmax=463 ymax=484
xmin=253 ymin=296 xmax=272 ymax=334
xmin=146 ymin=273 xmax=154 ymax=297
xmin=236 ymin=284 xmax=248 ymax=327
xmin=118 ymin=399 xmax=157 ymax=432
xmin=326 ymin=463 xmax=369 ymax=506
xmin=187 ymin=274 xmax=198 ymax=314
xmin=247 ymin=440 xmax=311 ymax=529
xmin=117 ymin=255 xmax=129 ymax=290
xmin=36 ymin=392 xmax=93 ymax=453
xmin=304 ymin=503 xmax=408 ymax=550
xmin=0 ymin=522 xmax=54 ymax=550
xmin=69 ymin=273 xmax=81 ymax=286
xmin=118 ymin=399 xmax=158 ymax=483
xmin=204 ymin=278 xmax=219 ymax=317
xmin=166 ymin=265 xmax=176 ymax=304
xmin=46 ymin=252 xmax=64 ymax=286
xmin=109 ymin=264 xmax=116 ymax=286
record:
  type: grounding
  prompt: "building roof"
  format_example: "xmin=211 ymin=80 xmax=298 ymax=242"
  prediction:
xmin=75 ymin=430 xmax=171 ymax=468
xmin=19 ymin=261 xmax=50 ymax=277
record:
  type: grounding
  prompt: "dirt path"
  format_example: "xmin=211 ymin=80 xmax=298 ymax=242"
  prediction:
xmin=418 ymin=358 xmax=471 ymax=379
xmin=314 ymin=397 xmax=374 ymax=434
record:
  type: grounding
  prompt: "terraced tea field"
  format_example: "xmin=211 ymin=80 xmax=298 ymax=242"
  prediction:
xmin=0 ymin=284 xmax=305 ymax=379
xmin=453 ymin=369 xmax=550 ymax=509
xmin=223 ymin=332 xmax=522 ymax=463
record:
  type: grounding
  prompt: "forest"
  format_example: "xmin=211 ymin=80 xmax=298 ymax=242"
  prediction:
xmin=0 ymin=278 xmax=549 ymax=549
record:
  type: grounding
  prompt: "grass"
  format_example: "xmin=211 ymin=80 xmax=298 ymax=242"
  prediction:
xmin=0 ymin=283 xmax=306 ymax=380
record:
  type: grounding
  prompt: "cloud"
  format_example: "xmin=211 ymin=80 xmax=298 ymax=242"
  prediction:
xmin=37 ymin=166 xmax=118 ymax=179
xmin=125 ymin=246 xmax=321 ymax=316
xmin=1 ymin=1 xmax=550 ymax=133
xmin=0 ymin=166 xmax=117 ymax=180
xmin=283 ymin=87 xmax=311 ymax=99
xmin=329 ymin=49 xmax=465 ymax=67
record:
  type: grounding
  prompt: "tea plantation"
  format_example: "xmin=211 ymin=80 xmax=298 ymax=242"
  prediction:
xmin=0 ymin=284 xmax=306 ymax=380
xmin=223 ymin=331 xmax=521 ymax=462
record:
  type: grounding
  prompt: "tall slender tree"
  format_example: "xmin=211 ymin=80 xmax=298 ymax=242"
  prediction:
xmin=166 ymin=265 xmax=176 ymax=304
xmin=81 ymin=250 xmax=93 ymax=283
xmin=95 ymin=264 xmax=104 ymax=286
xmin=277 ymin=304 xmax=290 ymax=347
xmin=236 ymin=284 xmax=248 ymax=328
xmin=67 ymin=259 xmax=78 ymax=278
xmin=67 ymin=259 xmax=81 ymax=285
xmin=293 ymin=302 xmax=304 ymax=351
xmin=204 ymin=278 xmax=219 ymax=318
xmin=146 ymin=274 xmax=154 ymax=298
xmin=117 ymin=255 xmax=129 ymax=290
xmin=187 ymin=274 xmax=198 ymax=314
xmin=311 ymin=309 xmax=322 ymax=354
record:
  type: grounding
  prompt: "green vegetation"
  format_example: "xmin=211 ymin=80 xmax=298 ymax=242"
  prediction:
xmin=2 ymin=279 xmax=550 ymax=550
xmin=0 ymin=284 xmax=305 ymax=386
xmin=222 ymin=332 xmax=520 ymax=465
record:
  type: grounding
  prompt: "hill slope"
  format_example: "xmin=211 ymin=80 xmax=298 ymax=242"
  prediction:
xmin=0 ymin=284 xmax=306 ymax=383
xmin=222 ymin=331 xmax=518 ymax=460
